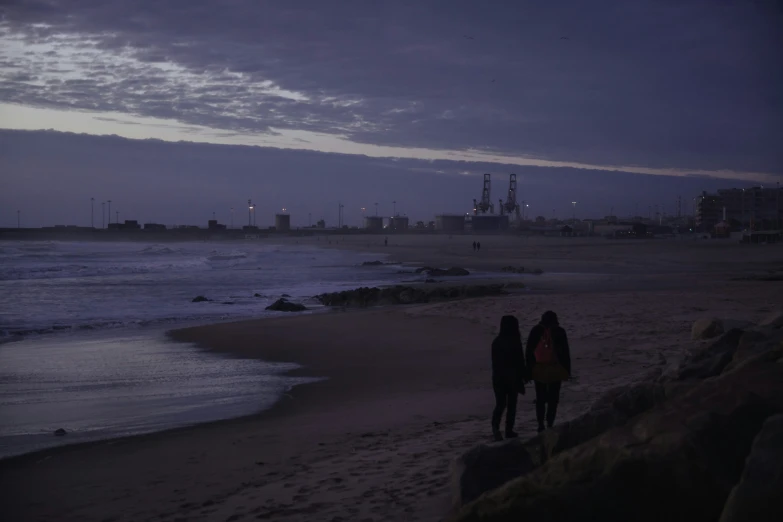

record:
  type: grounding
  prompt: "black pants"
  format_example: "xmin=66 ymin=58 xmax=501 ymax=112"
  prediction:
xmin=534 ymin=381 xmax=562 ymax=427
xmin=492 ymin=384 xmax=518 ymax=433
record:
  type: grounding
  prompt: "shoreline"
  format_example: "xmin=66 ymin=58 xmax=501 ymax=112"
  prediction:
xmin=0 ymin=236 xmax=777 ymax=463
xmin=3 ymin=238 xmax=782 ymax=521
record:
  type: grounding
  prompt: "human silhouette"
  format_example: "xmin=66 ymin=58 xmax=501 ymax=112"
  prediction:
xmin=491 ymin=315 xmax=526 ymax=441
xmin=526 ymin=311 xmax=571 ymax=432
xmin=472 ymin=241 xmax=477 ymax=251
xmin=384 ymin=237 xmax=388 ymax=247
xmin=477 ymin=241 xmax=481 ymax=252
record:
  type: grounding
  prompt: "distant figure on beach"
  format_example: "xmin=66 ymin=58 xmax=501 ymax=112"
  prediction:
xmin=384 ymin=237 xmax=388 ymax=247
xmin=472 ymin=241 xmax=477 ymax=251
xmin=491 ymin=315 xmax=527 ymax=441
xmin=477 ymin=241 xmax=481 ymax=252
xmin=526 ymin=311 xmax=571 ymax=432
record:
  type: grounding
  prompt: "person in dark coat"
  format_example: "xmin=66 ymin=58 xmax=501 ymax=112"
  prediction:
xmin=525 ymin=311 xmax=571 ymax=432
xmin=491 ymin=315 xmax=526 ymax=441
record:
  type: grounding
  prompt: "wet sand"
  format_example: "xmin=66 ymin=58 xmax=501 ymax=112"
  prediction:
xmin=1 ymin=236 xmax=781 ymax=521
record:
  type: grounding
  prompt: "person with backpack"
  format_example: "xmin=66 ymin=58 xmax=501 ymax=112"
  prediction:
xmin=491 ymin=315 xmax=527 ymax=441
xmin=526 ymin=311 xmax=571 ymax=432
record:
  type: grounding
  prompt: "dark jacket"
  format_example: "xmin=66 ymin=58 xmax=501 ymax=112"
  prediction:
xmin=492 ymin=336 xmax=526 ymax=389
xmin=525 ymin=324 xmax=571 ymax=377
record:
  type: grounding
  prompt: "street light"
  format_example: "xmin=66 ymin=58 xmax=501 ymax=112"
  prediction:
xmin=571 ymin=201 xmax=577 ymax=221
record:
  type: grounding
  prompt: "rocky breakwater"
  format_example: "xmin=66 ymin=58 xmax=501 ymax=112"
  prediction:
xmin=415 ymin=266 xmax=471 ymax=277
xmin=314 ymin=283 xmax=507 ymax=307
xmin=450 ymin=310 xmax=783 ymax=522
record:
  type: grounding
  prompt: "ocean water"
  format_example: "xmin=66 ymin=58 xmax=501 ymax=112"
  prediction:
xmin=0 ymin=240 xmax=413 ymax=458
xmin=0 ymin=240 xmax=408 ymax=337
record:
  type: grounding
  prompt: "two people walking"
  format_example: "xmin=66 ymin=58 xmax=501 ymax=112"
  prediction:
xmin=491 ymin=311 xmax=571 ymax=441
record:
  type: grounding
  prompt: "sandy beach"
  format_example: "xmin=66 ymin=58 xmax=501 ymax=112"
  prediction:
xmin=1 ymin=236 xmax=781 ymax=522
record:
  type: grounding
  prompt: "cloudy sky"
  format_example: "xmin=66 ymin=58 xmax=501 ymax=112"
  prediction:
xmin=1 ymin=0 xmax=781 ymax=227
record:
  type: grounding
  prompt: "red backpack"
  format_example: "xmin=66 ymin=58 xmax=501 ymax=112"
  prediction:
xmin=534 ymin=328 xmax=557 ymax=364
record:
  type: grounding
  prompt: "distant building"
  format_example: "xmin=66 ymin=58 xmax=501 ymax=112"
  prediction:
xmin=208 ymin=220 xmax=226 ymax=230
xmin=435 ymin=214 xmax=466 ymax=232
xmin=144 ymin=223 xmax=166 ymax=231
xmin=364 ymin=216 xmax=384 ymax=231
xmin=316 ymin=219 xmax=326 ymax=229
xmin=697 ymin=187 xmax=783 ymax=231
xmin=471 ymin=214 xmax=509 ymax=232
xmin=388 ymin=216 xmax=409 ymax=232
xmin=696 ymin=192 xmax=724 ymax=231
xmin=108 ymin=220 xmax=141 ymax=230
xmin=275 ymin=214 xmax=291 ymax=232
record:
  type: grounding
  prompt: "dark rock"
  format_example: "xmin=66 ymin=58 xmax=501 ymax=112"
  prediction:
xmin=281 ymin=293 xmax=291 ymax=298
xmin=191 ymin=295 xmax=211 ymax=303
xmin=725 ymin=327 xmax=783 ymax=371
xmin=691 ymin=317 xmax=724 ymax=340
xmin=540 ymin=379 xmax=666 ymax=460
xmin=265 ymin=298 xmax=307 ymax=312
xmin=759 ymin=309 xmax=783 ymax=329
xmin=663 ymin=328 xmax=745 ymax=383
xmin=361 ymin=260 xmax=385 ymax=266
xmin=54 ymin=428 xmax=67 ymax=436
xmin=314 ymin=284 xmax=505 ymax=308
xmin=451 ymin=438 xmax=541 ymax=507
xmin=719 ymin=414 xmax=783 ymax=522
xmin=253 ymin=293 xmax=264 ymax=298
xmin=453 ymin=353 xmax=783 ymax=522
xmin=416 ymin=266 xmax=470 ymax=276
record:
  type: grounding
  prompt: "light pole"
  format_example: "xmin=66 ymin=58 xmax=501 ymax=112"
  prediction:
xmin=248 ymin=199 xmax=252 ymax=227
xmin=741 ymin=188 xmax=745 ymax=229
xmin=230 ymin=207 xmax=234 ymax=228
xmin=91 ymin=197 xmax=94 ymax=228
xmin=525 ymin=204 xmax=529 ymax=220
xmin=108 ymin=200 xmax=112 ymax=224
xmin=102 ymin=202 xmax=105 ymax=228
xmin=393 ymin=200 xmax=397 ymax=217
xmin=308 ymin=212 xmax=312 ymax=227
xmin=571 ymin=201 xmax=577 ymax=221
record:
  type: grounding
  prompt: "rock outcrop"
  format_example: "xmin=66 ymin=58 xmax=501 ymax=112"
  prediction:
xmin=719 ymin=414 xmax=783 ymax=522
xmin=191 ymin=295 xmax=211 ymax=303
xmin=414 ymin=266 xmax=470 ymax=276
xmin=314 ymin=284 xmax=505 ymax=307
xmin=265 ymin=298 xmax=307 ymax=312
xmin=759 ymin=309 xmax=783 ymax=328
xmin=361 ymin=260 xmax=385 ymax=266
xmin=451 ymin=438 xmax=541 ymax=506
xmin=691 ymin=317 xmax=724 ymax=340
xmin=449 ymin=317 xmax=783 ymax=522
xmin=54 ymin=428 xmax=67 ymax=436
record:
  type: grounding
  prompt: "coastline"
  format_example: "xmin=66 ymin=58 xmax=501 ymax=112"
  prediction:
xmin=2 ymin=238 xmax=782 ymax=521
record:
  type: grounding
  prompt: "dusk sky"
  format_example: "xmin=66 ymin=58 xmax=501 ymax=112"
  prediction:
xmin=1 ymin=0 xmax=781 ymax=227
